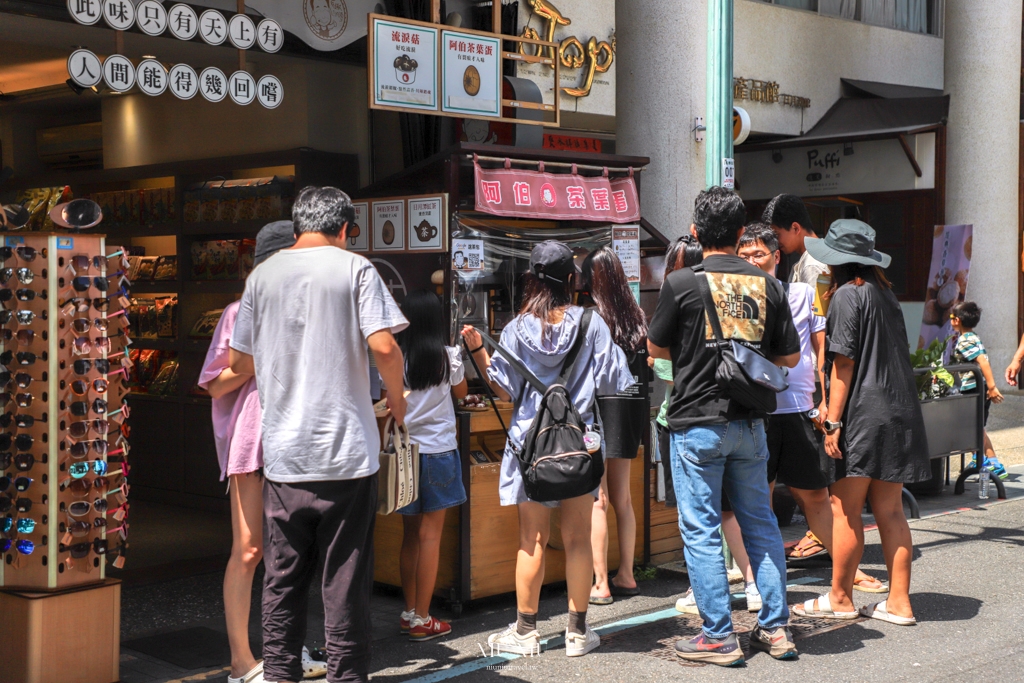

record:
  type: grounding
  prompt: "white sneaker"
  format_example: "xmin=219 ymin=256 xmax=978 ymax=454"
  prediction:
xmin=487 ymin=623 xmax=542 ymax=656
xmin=565 ymin=625 xmax=600 ymax=657
xmin=745 ymin=582 xmax=762 ymax=612
xmin=675 ymin=588 xmax=699 ymax=614
xmin=301 ymin=646 xmax=327 ymax=679
xmin=228 ymin=661 xmax=265 ymax=683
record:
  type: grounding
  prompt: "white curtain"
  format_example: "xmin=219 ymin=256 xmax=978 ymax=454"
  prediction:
xmin=774 ymin=0 xmax=817 ymax=10
xmin=861 ymin=0 xmax=896 ymax=27
xmin=862 ymin=0 xmax=930 ymax=32
xmin=820 ymin=0 xmax=857 ymax=18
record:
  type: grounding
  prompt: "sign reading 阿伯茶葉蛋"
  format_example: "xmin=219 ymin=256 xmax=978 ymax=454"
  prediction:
xmin=474 ymin=162 xmax=640 ymax=223
xmin=441 ymin=30 xmax=501 ymax=118
xmin=371 ymin=17 xmax=439 ymax=111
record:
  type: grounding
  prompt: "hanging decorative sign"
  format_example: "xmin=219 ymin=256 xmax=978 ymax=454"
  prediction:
xmin=199 ymin=9 xmax=228 ymax=45
xmin=199 ymin=67 xmax=228 ymax=102
xmin=440 ymin=30 xmax=501 ymax=118
xmin=348 ymin=202 xmax=370 ymax=252
xmin=67 ymin=49 xmax=102 ymax=88
xmin=228 ymin=13 xmax=258 ymax=49
xmin=102 ymin=0 xmax=135 ymax=30
xmin=168 ymin=3 xmax=199 ymax=40
xmin=256 ymin=75 xmax=284 ymax=109
xmin=372 ymin=200 xmax=406 ymax=252
xmin=256 ymin=18 xmax=284 ymax=53
xmin=473 ymin=161 xmax=640 ymax=223
xmin=228 ymin=70 xmax=256 ymax=105
xmin=371 ymin=17 xmax=439 ymax=111
xmin=136 ymin=59 xmax=168 ymax=96
xmin=407 ymin=196 xmax=447 ymax=251
xmin=136 ymin=0 xmax=167 ymax=36
xmin=168 ymin=63 xmax=199 ymax=99
xmin=102 ymin=54 xmax=135 ymax=92
xmin=67 ymin=0 xmax=101 ymax=26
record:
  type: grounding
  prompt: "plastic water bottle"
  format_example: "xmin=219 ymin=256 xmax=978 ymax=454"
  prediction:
xmin=979 ymin=468 xmax=990 ymax=499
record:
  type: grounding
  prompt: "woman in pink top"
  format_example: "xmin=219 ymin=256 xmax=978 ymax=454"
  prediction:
xmin=199 ymin=222 xmax=325 ymax=683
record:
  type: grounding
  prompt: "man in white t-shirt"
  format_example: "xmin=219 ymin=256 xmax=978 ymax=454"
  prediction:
xmin=738 ymin=223 xmax=885 ymax=592
xmin=230 ymin=187 xmax=409 ymax=683
xmin=762 ymin=194 xmax=828 ymax=287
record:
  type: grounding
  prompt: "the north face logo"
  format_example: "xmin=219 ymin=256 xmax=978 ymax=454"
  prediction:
xmin=718 ymin=293 xmax=760 ymax=321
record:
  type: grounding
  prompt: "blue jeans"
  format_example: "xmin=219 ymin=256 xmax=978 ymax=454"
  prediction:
xmin=670 ymin=419 xmax=789 ymax=638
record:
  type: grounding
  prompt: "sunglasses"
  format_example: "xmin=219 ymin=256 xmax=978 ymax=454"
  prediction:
xmin=70 ymin=318 xmax=114 ymax=335
xmin=0 ymin=372 xmax=43 ymax=389
xmin=72 ymin=337 xmax=111 ymax=356
xmin=67 ymin=490 xmax=125 ymax=517
xmin=69 ymin=439 xmax=107 ymax=460
xmin=66 ymin=476 xmax=111 ymax=498
xmin=1 ymin=350 xmax=45 ymax=367
xmin=68 ymin=460 xmax=108 ymax=479
xmin=0 ymin=246 xmax=37 ymax=262
xmin=0 ymin=267 xmax=37 ymax=286
xmin=12 ymin=329 xmax=39 ymax=347
xmin=69 ymin=379 xmax=109 ymax=396
xmin=64 ymin=538 xmax=112 ymax=559
xmin=0 ymin=310 xmax=44 ymax=326
xmin=70 ymin=398 xmax=107 ymax=417
xmin=0 ymin=433 xmax=32 ymax=453
xmin=0 ymin=393 xmax=35 ymax=408
xmin=69 ymin=272 xmax=127 ymax=294
xmin=68 ymin=419 xmax=109 ymax=440
xmin=0 ymin=413 xmax=46 ymax=430
xmin=0 ymin=475 xmax=32 ymax=493
xmin=0 ymin=538 xmax=35 ymax=554
xmin=1 ymin=515 xmax=35 ymax=534
xmin=68 ymin=255 xmax=105 ymax=274
xmin=65 ymin=517 xmax=109 ymax=539
xmin=0 ymin=288 xmax=42 ymax=303
xmin=13 ymin=496 xmax=39 ymax=513
xmin=72 ymin=359 xmax=112 ymax=376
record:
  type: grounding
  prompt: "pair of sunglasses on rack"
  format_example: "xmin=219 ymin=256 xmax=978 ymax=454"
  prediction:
xmin=0 ymin=493 xmax=41 ymax=514
xmin=0 ymin=433 xmax=33 ymax=452
xmin=0 ymin=393 xmax=37 ymax=409
xmin=65 ymin=488 xmax=127 ymax=517
xmin=67 ymin=255 xmax=105 ymax=274
xmin=65 ymin=474 xmax=122 ymax=498
xmin=0 ymin=371 xmax=44 ymax=389
xmin=0 ymin=268 xmax=37 ymax=286
xmin=0 ymin=246 xmax=37 ymax=262
xmin=0 ymin=475 xmax=32 ymax=493
xmin=70 ymin=398 xmax=107 ymax=417
xmin=0 ymin=413 xmax=45 ymax=429
xmin=65 ymin=517 xmax=109 ymax=538
xmin=1 ymin=350 xmax=46 ymax=367
xmin=0 ymin=310 xmax=44 ymax=326
xmin=0 ymin=288 xmax=44 ymax=303
xmin=69 ymin=438 xmax=107 ymax=459
xmin=0 ymin=453 xmax=36 ymax=472
xmin=67 ymin=378 xmax=111 ymax=396
xmin=67 ymin=419 xmax=109 ymax=439
xmin=72 ymin=337 xmax=112 ymax=356
xmin=61 ymin=297 xmax=115 ymax=315
xmin=0 ymin=329 xmax=43 ymax=346
xmin=62 ymin=537 xmax=117 ymax=558
xmin=68 ymin=272 xmax=128 ymax=293
xmin=1 ymin=538 xmax=35 ymax=555
xmin=67 ymin=315 xmax=124 ymax=335
xmin=1 ymin=515 xmax=35 ymax=534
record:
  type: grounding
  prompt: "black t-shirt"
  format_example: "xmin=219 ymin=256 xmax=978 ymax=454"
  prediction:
xmin=647 ymin=254 xmax=801 ymax=430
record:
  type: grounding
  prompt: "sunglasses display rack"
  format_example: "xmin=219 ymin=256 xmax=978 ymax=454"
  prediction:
xmin=0 ymin=233 xmax=131 ymax=591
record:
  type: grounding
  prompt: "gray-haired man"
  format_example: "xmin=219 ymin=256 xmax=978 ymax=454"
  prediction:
xmin=230 ymin=186 xmax=408 ymax=683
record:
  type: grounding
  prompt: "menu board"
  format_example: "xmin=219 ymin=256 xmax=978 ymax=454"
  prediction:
xmin=407 ymin=196 xmax=446 ymax=251
xmin=612 ymin=225 xmax=641 ymax=302
xmin=371 ymin=17 xmax=438 ymax=111
xmin=372 ymin=200 xmax=406 ymax=251
xmin=441 ymin=30 xmax=501 ymax=118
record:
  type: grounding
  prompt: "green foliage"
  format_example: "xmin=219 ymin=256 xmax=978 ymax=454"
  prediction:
xmin=635 ymin=565 xmax=659 ymax=582
xmin=910 ymin=338 xmax=955 ymax=400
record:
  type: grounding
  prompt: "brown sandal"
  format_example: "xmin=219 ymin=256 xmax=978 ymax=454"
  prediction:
xmin=786 ymin=531 xmax=828 ymax=563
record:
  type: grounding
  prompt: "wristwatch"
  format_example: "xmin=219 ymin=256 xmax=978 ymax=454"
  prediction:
xmin=823 ymin=419 xmax=843 ymax=434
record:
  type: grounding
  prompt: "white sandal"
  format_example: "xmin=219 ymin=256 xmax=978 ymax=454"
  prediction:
xmin=302 ymin=646 xmax=328 ymax=679
xmin=859 ymin=600 xmax=917 ymax=626
xmin=792 ymin=592 xmax=859 ymax=620
xmin=227 ymin=661 xmax=264 ymax=683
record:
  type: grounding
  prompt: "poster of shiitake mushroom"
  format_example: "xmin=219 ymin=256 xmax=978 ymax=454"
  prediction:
xmin=918 ymin=224 xmax=973 ymax=357
xmin=371 ymin=17 xmax=437 ymax=111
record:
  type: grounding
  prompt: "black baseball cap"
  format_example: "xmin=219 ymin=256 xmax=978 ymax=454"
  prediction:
xmin=530 ymin=240 xmax=576 ymax=283
xmin=254 ymin=220 xmax=297 ymax=266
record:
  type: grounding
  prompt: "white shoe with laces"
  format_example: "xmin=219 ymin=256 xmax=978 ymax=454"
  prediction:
xmin=487 ymin=623 xmax=542 ymax=656
xmin=675 ymin=588 xmax=699 ymax=614
xmin=565 ymin=625 xmax=601 ymax=657
xmin=227 ymin=661 xmax=264 ymax=683
xmin=745 ymin=582 xmax=762 ymax=612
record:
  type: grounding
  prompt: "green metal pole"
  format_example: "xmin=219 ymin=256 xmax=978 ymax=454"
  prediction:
xmin=705 ymin=0 xmax=734 ymax=188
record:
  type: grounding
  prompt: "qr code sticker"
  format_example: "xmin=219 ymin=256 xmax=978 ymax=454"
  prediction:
xmin=467 ymin=253 xmax=481 ymax=269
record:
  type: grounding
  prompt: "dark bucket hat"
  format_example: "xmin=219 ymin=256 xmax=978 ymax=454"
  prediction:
xmin=805 ymin=219 xmax=891 ymax=269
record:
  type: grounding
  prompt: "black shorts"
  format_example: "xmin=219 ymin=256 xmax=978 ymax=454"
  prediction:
xmin=766 ymin=412 xmax=835 ymax=491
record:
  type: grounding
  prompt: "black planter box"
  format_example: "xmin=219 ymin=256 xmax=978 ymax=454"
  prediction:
xmin=919 ymin=394 xmax=980 ymax=457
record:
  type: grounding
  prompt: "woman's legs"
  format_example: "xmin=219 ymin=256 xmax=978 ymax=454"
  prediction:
xmin=866 ymin=480 xmax=915 ymax=618
xmin=606 ymin=459 xmax=637 ymax=590
xmin=721 ymin=511 xmax=754 ymax=583
xmin=400 ymin=514 xmax=422 ymax=613
xmin=827 ymin=476 xmax=871 ymax=612
xmin=516 ymin=502 xmax=552 ymax=615
xmin=590 ymin=473 xmax=611 ymax=598
xmin=224 ymin=473 xmax=264 ymax=678
xmin=413 ymin=509 xmax=448 ymax=617
xmin=560 ymin=494 xmax=596 ymax=617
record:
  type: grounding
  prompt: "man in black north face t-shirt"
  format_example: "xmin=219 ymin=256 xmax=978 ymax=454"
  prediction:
xmin=648 ymin=187 xmax=801 ymax=664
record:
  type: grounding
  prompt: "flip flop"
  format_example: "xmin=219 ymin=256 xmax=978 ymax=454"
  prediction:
xmin=609 ymin=583 xmax=640 ymax=597
xmin=589 ymin=593 xmax=614 ymax=605
xmin=786 ymin=531 xmax=829 ymax=564
xmin=859 ymin=600 xmax=917 ymax=626
xmin=853 ymin=574 xmax=890 ymax=594
xmin=791 ymin=592 xmax=859 ymax=620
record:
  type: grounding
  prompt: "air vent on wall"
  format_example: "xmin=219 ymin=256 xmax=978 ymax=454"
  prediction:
xmin=36 ymin=122 xmax=103 ymax=169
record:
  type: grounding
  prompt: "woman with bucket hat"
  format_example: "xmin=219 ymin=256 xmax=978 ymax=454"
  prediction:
xmin=792 ymin=219 xmax=931 ymax=626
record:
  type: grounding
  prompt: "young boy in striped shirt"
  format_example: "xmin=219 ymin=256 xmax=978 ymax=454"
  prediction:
xmin=950 ymin=301 xmax=1007 ymax=479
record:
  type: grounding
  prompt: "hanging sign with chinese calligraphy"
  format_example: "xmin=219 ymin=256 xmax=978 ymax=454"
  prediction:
xmin=67 ymin=49 xmax=102 ymax=88
xmin=371 ymin=17 xmax=438 ymax=111
xmin=407 ymin=196 xmax=447 ymax=251
xmin=372 ymin=200 xmax=406 ymax=252
xmin=441 ymin=30 xmax=501 ymax=118
xmin=137 ymin=59 xmax=168 ymax=96
xmin=348 ymin=202 xmax=370 ymax=252
xmin=474 ymin=161 xmax=639 ymax=223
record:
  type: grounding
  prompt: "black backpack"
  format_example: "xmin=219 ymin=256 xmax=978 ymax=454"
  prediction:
xmin=468 ymin=310 xmax=604 ymax=502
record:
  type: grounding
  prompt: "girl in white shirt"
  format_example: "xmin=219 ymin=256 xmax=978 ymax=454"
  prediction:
xmin=391 ymin=290 xmax=468 ymax=641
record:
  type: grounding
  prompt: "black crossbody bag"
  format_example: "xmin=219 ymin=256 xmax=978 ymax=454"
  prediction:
xmin=464 ymin=310 xmax=603 ymax=502
xmin=692 ymin=264 xmax=789 ymax=414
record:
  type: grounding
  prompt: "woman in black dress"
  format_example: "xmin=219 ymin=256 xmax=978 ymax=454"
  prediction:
xmin=793 ymin=220 xmax=931 ymax=625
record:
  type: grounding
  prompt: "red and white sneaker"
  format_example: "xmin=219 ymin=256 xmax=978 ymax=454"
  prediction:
xmin=400 ymin=609 xmax=415 ymax=635
xmin=409 ymin=615 xmax=452 ymax=642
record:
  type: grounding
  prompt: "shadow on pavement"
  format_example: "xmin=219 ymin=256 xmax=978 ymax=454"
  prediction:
xmin=910 ymin=592 xmax=982 ymax=622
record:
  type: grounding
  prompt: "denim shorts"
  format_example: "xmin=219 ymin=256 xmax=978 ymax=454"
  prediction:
xmin=398 ymin=449 xmax=467 ymax=515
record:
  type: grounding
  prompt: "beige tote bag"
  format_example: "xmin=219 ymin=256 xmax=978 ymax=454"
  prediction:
xmin=377 ymin=417 xmax=420 ymax=515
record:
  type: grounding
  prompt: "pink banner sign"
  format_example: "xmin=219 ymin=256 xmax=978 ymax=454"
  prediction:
xmin=474 ymin=161 xmax=640 ymax=223
xmin=918 ymin=224 xmax=973 ymax=358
